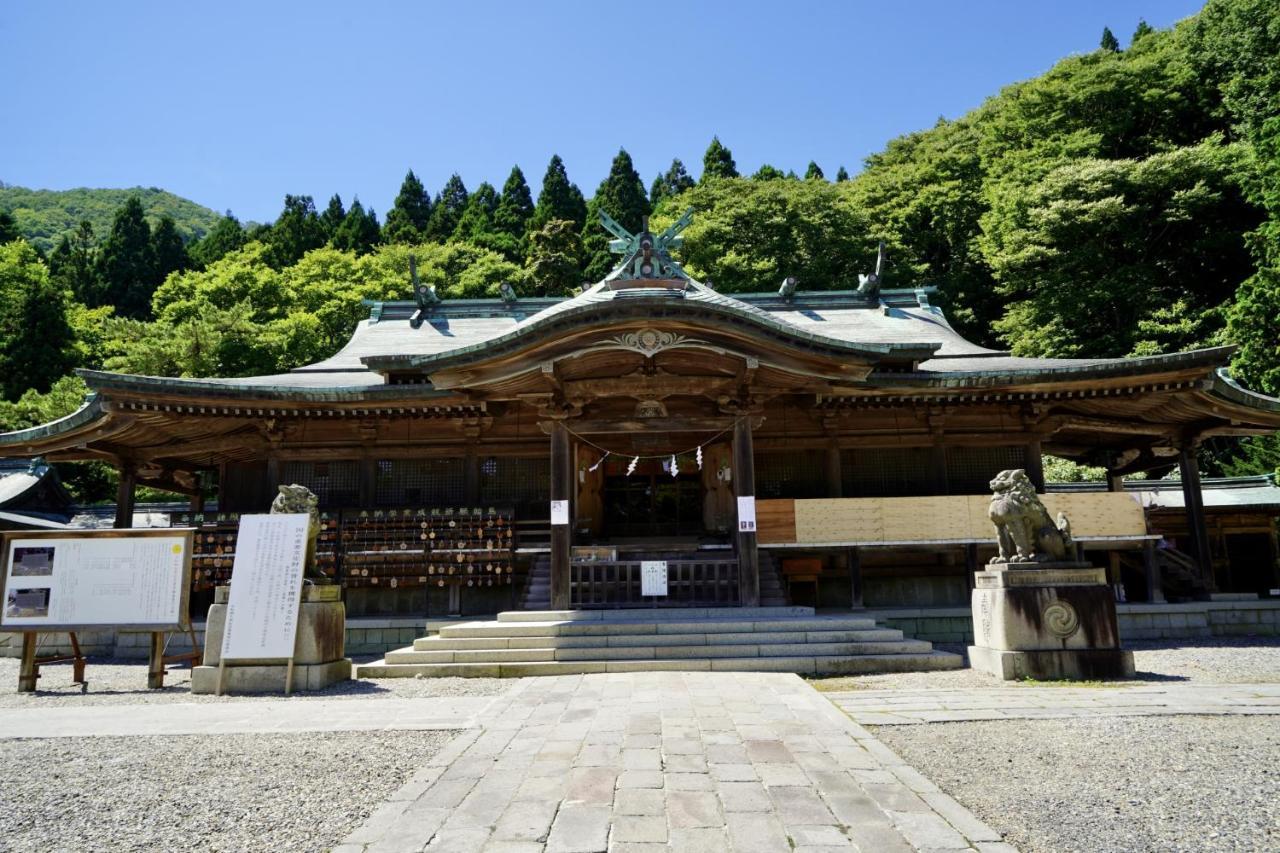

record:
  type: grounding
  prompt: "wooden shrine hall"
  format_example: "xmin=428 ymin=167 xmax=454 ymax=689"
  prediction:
xmin=3 ymin=211 xmax=1280 ymax=617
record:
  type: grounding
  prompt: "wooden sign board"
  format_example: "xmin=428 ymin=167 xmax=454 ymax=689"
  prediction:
xmin=640 ymin=561 xmax=668 ymax=597
xmin=0 ymin=529 xmax=193 ymax=633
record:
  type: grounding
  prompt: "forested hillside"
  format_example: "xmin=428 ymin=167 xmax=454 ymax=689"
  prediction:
xmin=0 ymin=0 xmax=1277 ymax=499
xmin=0 ymin=185 xmax=223 ymax=252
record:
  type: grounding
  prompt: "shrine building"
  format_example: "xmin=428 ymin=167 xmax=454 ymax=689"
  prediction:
xmin=3 ymin=212 xmax=1280 ymax=619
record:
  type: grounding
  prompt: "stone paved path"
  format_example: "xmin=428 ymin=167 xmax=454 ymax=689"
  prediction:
xmin=0 ymin=696 xmax=493 ymax=738
xmin=337 ymin=672 xmax=1013 ymax=852
xmin=828 ymin=683 xmax=1280 ymax=725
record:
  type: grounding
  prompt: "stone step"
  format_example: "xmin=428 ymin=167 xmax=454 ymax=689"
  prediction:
xmin=438 ymin=616 xmax=880 ymax=639
xmin=355 ymin=650 xmax=963 ymax=679
xmin=496 ymin=606 xmax=814 ymax=622
xmin=387 ymin=639 xmax=934 ymax=665
xmin=413 ymin=628 xmax=907 ymax=651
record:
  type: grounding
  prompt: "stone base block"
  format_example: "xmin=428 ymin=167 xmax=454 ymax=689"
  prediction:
xmin=191 ymin=659 xmax=352 ymax=694
xmin=967 ymin=645 xmax=1134 ymax=681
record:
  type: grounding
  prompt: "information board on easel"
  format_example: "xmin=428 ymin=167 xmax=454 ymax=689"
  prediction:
xmin=217 ymin=513 xmax=310 ymax=695
xmin=0 ymin=528 xmax=195 ymax=692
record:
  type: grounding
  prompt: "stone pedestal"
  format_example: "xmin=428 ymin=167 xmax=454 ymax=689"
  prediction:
xmin=192 ymin=584 xmax=352 ymax=694
xmin=968 ymin=562 xmax=1134 ymax=680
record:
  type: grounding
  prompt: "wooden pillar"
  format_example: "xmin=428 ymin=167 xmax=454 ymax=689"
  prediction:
xmin=1106 ymin=470 xmax=1124 ymax=493
xmin=1178 ymin=442 xmax=1215 ymax=592
xmin=1266 ymin=521 xmax=1280 ymax=595
xmin=549 ymin=421 xmax=572 ymax=611
xmin=1024 ymin=441 xmax=1045 ymax=491
xmin=848 ymin=547 xmax=863 ymax=609
xmin=147 ymin=632 xmax=165 ymax=689
xmin=1143 ymin=539 xmax=1166 ymax=603
xmin=733 ymin=417 xmax=760 ymax=607
xmin=825 ymin=442 xmax=842 ymax=499
xmin=965 ymin=543 xmax=979 ymax=595
xmin=17 ymin=632 xmax=37 ymax=693
xmin=114 ymin=463 xmax=136 ymax=529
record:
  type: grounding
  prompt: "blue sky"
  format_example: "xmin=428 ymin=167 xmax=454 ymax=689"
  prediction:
xmin=2 ymin=1 xmax=1206 ymax=224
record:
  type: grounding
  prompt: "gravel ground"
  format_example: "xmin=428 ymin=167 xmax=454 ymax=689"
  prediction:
xmin=0 ymin=729 xmax=455 ymax=853
xmin=809 ymin=636 xmax=1280 ymax=692
xmin=876 ymin=715 xmax=1280 ymax=853
xmin=0 ymin=656 xmax=512 ymax=706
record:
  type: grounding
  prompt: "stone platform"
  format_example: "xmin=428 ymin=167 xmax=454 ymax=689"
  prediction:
xmin=356 ymin=607 xmax=963 ymax=679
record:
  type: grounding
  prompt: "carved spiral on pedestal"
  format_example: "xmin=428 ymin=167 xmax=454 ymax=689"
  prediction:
xmin=1043 ymin=600 xmax=1080 ymax=638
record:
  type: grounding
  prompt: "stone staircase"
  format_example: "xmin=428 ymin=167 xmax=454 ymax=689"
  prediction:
xmin=519 ymin=550 xmax=787 ymax=609
xmin=355 ymin=606 xmax=964 ymax=678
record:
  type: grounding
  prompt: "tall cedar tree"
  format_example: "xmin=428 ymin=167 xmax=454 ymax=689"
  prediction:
xmin=494 ymin=166 xmax=535 ymax=239
xmin=525 ymin=218 xmax=584 ymax=296
xmin=532 ymin=155 xmax=588 ymax=231
xmin=94 ymin=195 xmax=155 ymax=316
xmin=384 ymin=170 xmax=432 ymax=244
xmin=701 ymin=136 xmax=738 ymax=182
xmin=48 ymin=220 xmax=97 ymax=303
xmin=425 ymin=174 xmax=469 ymax=241
xmin=0 ymin=241 xmax=75 ymax=399
xmin=1132 ymin=19 xmax=1154 ymax=43
xmin=805 ymin=161 xmax=825 ymax=180
xmin=333 ymin=199 xmax=381 ymax=255
xmin=582 ymin=149 xmax=651 ymax=282
xmin=152 ymin=216 xmax=190 ymax=283
xmin=0 ymin=210 xmax=19 ymax=243
xmin=835 ymin=166 xmax=850 ymax=182
xmin=189 ymin=214 xmax=246 ymax=269
xmin=1100 ymin=27 xmax=1120 ymax=51
xmin=650 ymin=158 xmax=695 ymax=205
xmin=753 ymin=164 xmax=785 ymax=180
xmin=320 ymin=194 xmax=347 ymax=241
xmin=455 ymin=182 xmax=499 ymax=241
xmin=265 ymin=195 xmax=325 ymax=269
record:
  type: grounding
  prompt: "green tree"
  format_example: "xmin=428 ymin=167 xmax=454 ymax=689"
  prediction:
xmin=151 ymin=215 xmax=190 ymax=282
xmin=263 ymin=195 xmax=325 ymax=270
xmin=94 ymin=195 xmax=155 ymax=316
xmin=455 ymin=182 xmax=499 ymax=240
xmin=189 ymin=213 xmax=246 ymax=269
xmin=332 ymin=199 xmax=381 ymax=255
xmin=320 ymin=194 xmax=347 ymax=241
xmin=582 ymin=148 xmax=651 ymax=281
xmin=383 ymin=170 xmax=432 ymax=244
xmin=0 ymin=241 xmax=76 ymax=399
xmin=752 ymin=164 xmax=786 ymax=181
xmin=532 ymin=155 xmax=588 ymax=230
xmin=650 ymin=158 xmax=694 ymax=205
xmin=1100 ymin=26 xmax=1120 ymax=52
xmin=701 ymin=136 xmax=738 ymax=182
xmin=0 ymin=209 xmax=19 ymax=244
xmin=525 ymin=219 xmax=583 ymax=296
xmin=835 ymin=166 xmax=850 ymax=182
xmin=804 ymin=161 xmax=825 ymax=180
xmin=425 ymin=174 xmax=469 ymax=241
xmin=47 ymin=220 xmax=97 ymax=304
xmin=494 ymin=165 xmax=535 ymax=242
xmin=1132 ymin=19 xmax=1154 ymax=44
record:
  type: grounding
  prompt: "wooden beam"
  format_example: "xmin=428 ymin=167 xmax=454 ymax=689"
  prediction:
xmin=568 ymin=416 xmax=735 ymax=435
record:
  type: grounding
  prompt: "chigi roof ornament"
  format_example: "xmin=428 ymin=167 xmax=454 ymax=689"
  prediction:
xmin=408 ymin=254 xmax=441 ymax=329
xmin=600 ymin=208 xmax=694 ymax=284
xmin=857 ymin=240 xmax=886 ymax=297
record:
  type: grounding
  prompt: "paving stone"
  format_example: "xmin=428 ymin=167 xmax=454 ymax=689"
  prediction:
xmin=769 ymin=786 xmax=838 ymax=825
xmin=482 ymin=842 xmax=545 ymax=853
xmin=920 ymin=791 xmax=1004 ymax=842
xmin=710 ymin=762 xmax=759 ymax=782
xmin=492 ymin=800 xmax=558 ymax=842
xmin=665 ymin=789 xmax=723 ymax=828
xmin=715 ymin=781 xmax=772 ymax=812
xmin=705 ymin=743 xmax=749 ymax=764
xmin=756 ymin=763 xmax=810 ymax=787
xmin=565 ymin=767 xmax=619 ymax=805
xmin=663 ymin=737 xmax=704 ymax=755
xmin=614 ymin=789 xmax=664 ymax=816
xmin=663 ymin=753 xmax=709 ymax=772
xmin=616 ymin=770 xmax=664 ymax=789
xmin=787 ymin=824 xmax=853 ymax=847
xmin=725 ymin=812 xmax=791 ymax=853
xmin=886 ymin=810 xmax=972 ymax=850
xmin=621 ymin=748 xmax=661 ymax=770
xmin=546 ymin=803 xmax=611 ymax=853
xmin=864 ymin=783 xmax=930 ymax=813
xmin=665 ymin=772 xmax=714 ymax=792
xmin=744 ymin=739 xmax=793 ymax=763
xmin=669 ymin=827 xmax=731 ymax=852
xmin=425 ymin=827 xmax=493 ymax=852
xmin=610 ymin=815 xmax=668 ymax=844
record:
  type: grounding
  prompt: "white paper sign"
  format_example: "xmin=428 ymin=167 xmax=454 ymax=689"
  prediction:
xmin=1 ymin=533 xmax=190 ymax=630
xmin=550 ymin=500 xmax=570 ymax=526
xmin=221 ymin=514 xmax=309 ymax=661
xmin=736 ymin=496 xmax=757 ymax=533
xmin=641 ymin=561 xmax=668 ymax=597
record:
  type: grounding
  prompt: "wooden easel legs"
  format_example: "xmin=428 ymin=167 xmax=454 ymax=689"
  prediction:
xmin=18 ymin=631 xmax=88 ymax=693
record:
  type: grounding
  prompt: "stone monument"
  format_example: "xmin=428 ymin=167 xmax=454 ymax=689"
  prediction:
xmin=967 ymin=469 xmax=1134 ymax=680
xmin=191 ymin=485 xmax=351 ymax=693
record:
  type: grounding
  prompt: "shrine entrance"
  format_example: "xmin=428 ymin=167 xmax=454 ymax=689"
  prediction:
xmin=601 ymin=469 xmax=704 ymax=539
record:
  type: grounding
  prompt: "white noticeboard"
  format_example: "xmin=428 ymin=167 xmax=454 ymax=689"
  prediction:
xmin=641 ymin=561 xmax=668 ymax=597
xmin=550 ymin=500 xmax=570 ymax=526
xmin=736 ymin=496 xmax=757 ymax=533
xmin=0 ymin=530 xmax=191 ymax=631
xmin=221 ymin=514 xmax=310 ymax=661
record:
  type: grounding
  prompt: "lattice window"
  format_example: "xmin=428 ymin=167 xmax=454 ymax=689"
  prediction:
xmin=946 ymin=446 xmax=1027 ymax=494
xmin=479 ymin=456 xmax=550 ymax=516
xmin=755 ymin=450 xmax=826 ymax=499
xmin=375 ymin=458 xmax=466 ymax=507
xmin=841 ymin=448 xmax=931 ymax=497
xmin=280 ymin=460 xmax=360 ymax=508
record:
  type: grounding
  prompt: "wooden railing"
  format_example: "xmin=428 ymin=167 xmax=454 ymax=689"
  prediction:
xmin=570 ymin=559 xmax=740 ymax=609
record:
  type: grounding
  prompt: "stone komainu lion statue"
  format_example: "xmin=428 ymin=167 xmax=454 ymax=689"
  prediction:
xmin=987 ymin=469 xmax=1074 ymax=564
xmin=270 ymin=483 xmax=325 ymax=580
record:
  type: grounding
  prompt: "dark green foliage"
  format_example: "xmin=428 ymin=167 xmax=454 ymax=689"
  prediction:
xmin=455 ymin=182 xmax=499 ymax=240
xmin=332 ymin=199 xmax=381 ymax=255
xmin=0 ymin=241 xmax=75 ymax=399
xmin=0 ymin=186 xmax=221 ymax=252
xmin=0 ymin=209 xmax=19 ymax=243
xmin=383 ymin=170 xmax=432 ymax=244
xmin=47 ymin=221 xmax=97 ymax=303
xmin=701 ymin=136 xmax=738 ymax=181
xmin=151 ymin=216 xmax=190 ymax=282
xmin=425 ymin=174 xmax=469 ymax=242
xmin=804 ymin=162 xmax=825 ymax=180
xmin=525 ymin=219 xmax=583 ymax=296
xmin=320 ymin=194 xmax=347 ymax=241
xmin=835 ymin=166 xmax=850 ymax=182
xmin=582 ymin=149 xmax=651 ymax=282
xmin=494 ymin=166 xmax=535 ymax=240
xmin=1132 ymin=19 xmax=1155 ymax=43
xmin=752 ymin=164 xmax=786 ymax=181
xmin=533 ymin=155 xmax=588 ymax=231
xmin=189 ymin=214 xmax=246 ymax=269
xmin=650 ymin=159 xmax=695 ymax=205
xmin=264 ymin=195 xmax=326 ymax=270
xmin=93 ymin=195 xmax=155 ymax=316
xmin=1100 ymin=26 xmax=1120 ymax=52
